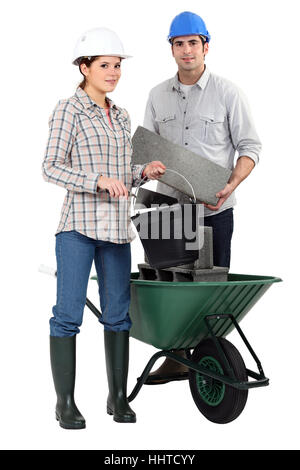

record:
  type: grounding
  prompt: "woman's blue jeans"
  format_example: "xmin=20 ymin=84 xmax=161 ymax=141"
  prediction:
xmin=50 ymin=231 xmax=132 ymax=337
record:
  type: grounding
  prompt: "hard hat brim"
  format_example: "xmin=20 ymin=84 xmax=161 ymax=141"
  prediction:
xmin=168 ymin=33 xmax=210 ymax=43
xmin=72 ymin=53 xmax=132 ymax=65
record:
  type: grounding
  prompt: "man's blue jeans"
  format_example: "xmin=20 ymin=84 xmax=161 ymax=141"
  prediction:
xmin=50 ymin=231 xmax=132 ymax=337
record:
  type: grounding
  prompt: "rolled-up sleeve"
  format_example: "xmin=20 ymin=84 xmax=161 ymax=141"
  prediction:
xmin=42 ymin=100 xmax=100 ymax=193
xmin=226 ymin=87 xmax=262 ymax=165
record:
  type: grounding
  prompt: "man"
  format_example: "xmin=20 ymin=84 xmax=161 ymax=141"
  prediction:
xmin=143 ymin=11 xmax=261 ymax=384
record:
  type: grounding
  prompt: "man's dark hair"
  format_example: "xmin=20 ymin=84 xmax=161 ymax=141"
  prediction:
xmin=171 ymin=35 xmax=206 ymax=48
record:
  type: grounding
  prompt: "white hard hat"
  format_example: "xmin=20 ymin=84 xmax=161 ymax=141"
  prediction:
xmin=72 ymin=27 xmax=132 ymax=65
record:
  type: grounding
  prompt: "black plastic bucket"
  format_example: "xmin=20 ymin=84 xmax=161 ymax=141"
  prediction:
xmin=131 ymin=169 xmax=200 ymax=269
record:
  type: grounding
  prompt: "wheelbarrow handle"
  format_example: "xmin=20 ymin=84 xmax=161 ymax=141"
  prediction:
xmin=38 ymin=264 xmax=102 ymax=320
xmin=132 ymin=168 xmax=197 ymax=214
xmin=38 ymin=264 xmax=57 ymax=277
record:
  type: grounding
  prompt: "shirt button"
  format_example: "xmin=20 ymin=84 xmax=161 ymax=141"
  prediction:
xmin=185 ymin=126 xmax=189 ymax=130
xmin=185 ymin=143 xmax=188 ymax=146
xmin=183 ymin=96 xmax=186 ymax=100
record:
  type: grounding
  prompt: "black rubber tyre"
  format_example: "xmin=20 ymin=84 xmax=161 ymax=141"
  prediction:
xmin=189 ymin=338 xmax=248 ymax=424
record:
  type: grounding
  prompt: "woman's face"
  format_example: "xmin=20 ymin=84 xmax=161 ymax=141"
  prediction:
xmin=81 ymin=56 xmax=122 ymax=94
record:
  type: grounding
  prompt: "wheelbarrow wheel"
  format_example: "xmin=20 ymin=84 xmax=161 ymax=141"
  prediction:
xmin=189 ymin=338 xmax=248 ymax=424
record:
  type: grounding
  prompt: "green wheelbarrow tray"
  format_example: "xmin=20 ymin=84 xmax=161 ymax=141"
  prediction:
xmin=89 ymin=272 xmax=281 ymax=423
xmin=128 ymin=272 xmax=281 ymax=350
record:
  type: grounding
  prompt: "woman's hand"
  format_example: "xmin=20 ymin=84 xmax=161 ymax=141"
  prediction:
xmin=97 ymin=176 xmax=129 ymax=198
xmin=143 ymin=161 xmax=166 ymax=180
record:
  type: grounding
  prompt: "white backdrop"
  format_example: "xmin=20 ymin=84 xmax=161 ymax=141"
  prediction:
xmin=1 ymin=0 xmax=299 ymax=450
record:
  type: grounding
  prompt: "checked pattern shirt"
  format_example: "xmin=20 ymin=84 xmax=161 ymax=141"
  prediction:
xmin=42 ymin=87 xmax=146 ymax=243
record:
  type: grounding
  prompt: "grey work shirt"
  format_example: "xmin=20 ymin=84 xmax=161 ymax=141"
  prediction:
xmin=143 ymin=67 xmax=261 ymax=216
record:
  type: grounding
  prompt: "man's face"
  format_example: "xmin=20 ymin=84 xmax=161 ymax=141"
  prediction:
xmin=171 ymin=35 xmax=209 ymax=73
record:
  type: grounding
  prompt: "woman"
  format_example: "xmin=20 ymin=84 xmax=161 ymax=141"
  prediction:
xmin=42 ymin=27 xmax=166 ymax=429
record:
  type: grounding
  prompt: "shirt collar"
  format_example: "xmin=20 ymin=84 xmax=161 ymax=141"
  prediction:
xmin=75 ymin=87 xmax=119 ymax=114
xmin=171 ymin=66 xmax=210 ymax=92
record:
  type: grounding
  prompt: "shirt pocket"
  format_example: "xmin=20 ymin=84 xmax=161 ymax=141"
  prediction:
xmin=117 ymin=115 xmax=132 ymax=149
xmin=198 ymin=114 xmax=226 ymax=144
xmin=154 ymin=113 xmax=177 ymax=140
xmin=118 ymin=114 xmax=130 ymax=132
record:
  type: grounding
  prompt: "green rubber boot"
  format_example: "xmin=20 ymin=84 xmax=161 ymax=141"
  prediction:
xmin=50 ymin=335 xmax=86 ymax=430
xmin=104 ymin=330 xmax=136 ymax=423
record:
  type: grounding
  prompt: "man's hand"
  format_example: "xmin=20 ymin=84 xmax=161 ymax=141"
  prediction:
xmin=143 ymin=161 xmax=166 ymax=180
xmin=204 ymin=183 xmax=235 ymax=211
xmin=204 ymin=156 xmax=255 ymax=211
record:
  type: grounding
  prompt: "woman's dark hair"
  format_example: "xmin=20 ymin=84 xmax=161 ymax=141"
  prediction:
xmin=78 ymin=56 xmax=99 ymax=89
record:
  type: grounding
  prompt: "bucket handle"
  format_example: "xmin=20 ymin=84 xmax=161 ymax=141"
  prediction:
xmin=132 ymin=168 xmax=197 ymax=213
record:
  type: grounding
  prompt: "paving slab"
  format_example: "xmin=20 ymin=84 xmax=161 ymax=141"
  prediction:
xmin=132 ymin=126 xmax=232 ymax=206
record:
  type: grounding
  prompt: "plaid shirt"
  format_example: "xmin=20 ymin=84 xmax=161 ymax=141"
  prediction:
xmin=42 ymin=87 xmax=146 ymax=243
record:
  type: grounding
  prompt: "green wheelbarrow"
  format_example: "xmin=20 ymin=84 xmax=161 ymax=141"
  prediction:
xmin=89 ymin=272 xmax=281 ymax=424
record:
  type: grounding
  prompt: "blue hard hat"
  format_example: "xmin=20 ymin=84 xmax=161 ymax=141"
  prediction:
xmin=168 ymin=11 xmax=211 ymax=43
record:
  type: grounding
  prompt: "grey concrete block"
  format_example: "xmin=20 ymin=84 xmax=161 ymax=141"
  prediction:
xmin=138 ymin=263 xmax=228 ymax=283
xmin=195 ymin=226 xmax=213 ymax=269
xmin=138 ymin=264 xmax=157 ymax=280
xmin=173 ymin=226 xmax=213 ymax=269
xmin=172 ymin=266 xmax=228 ymax=282
xmin=132 ymin=126 xmax=231 ymax=206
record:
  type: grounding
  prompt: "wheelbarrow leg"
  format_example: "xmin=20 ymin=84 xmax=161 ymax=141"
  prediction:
xmin=128 ymin=351 xmax=168 ymax=402
xmin=129 ymin=350 xmax=194 ymax=402
xmin=138 ymin=349 xmax=191 ymax=385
